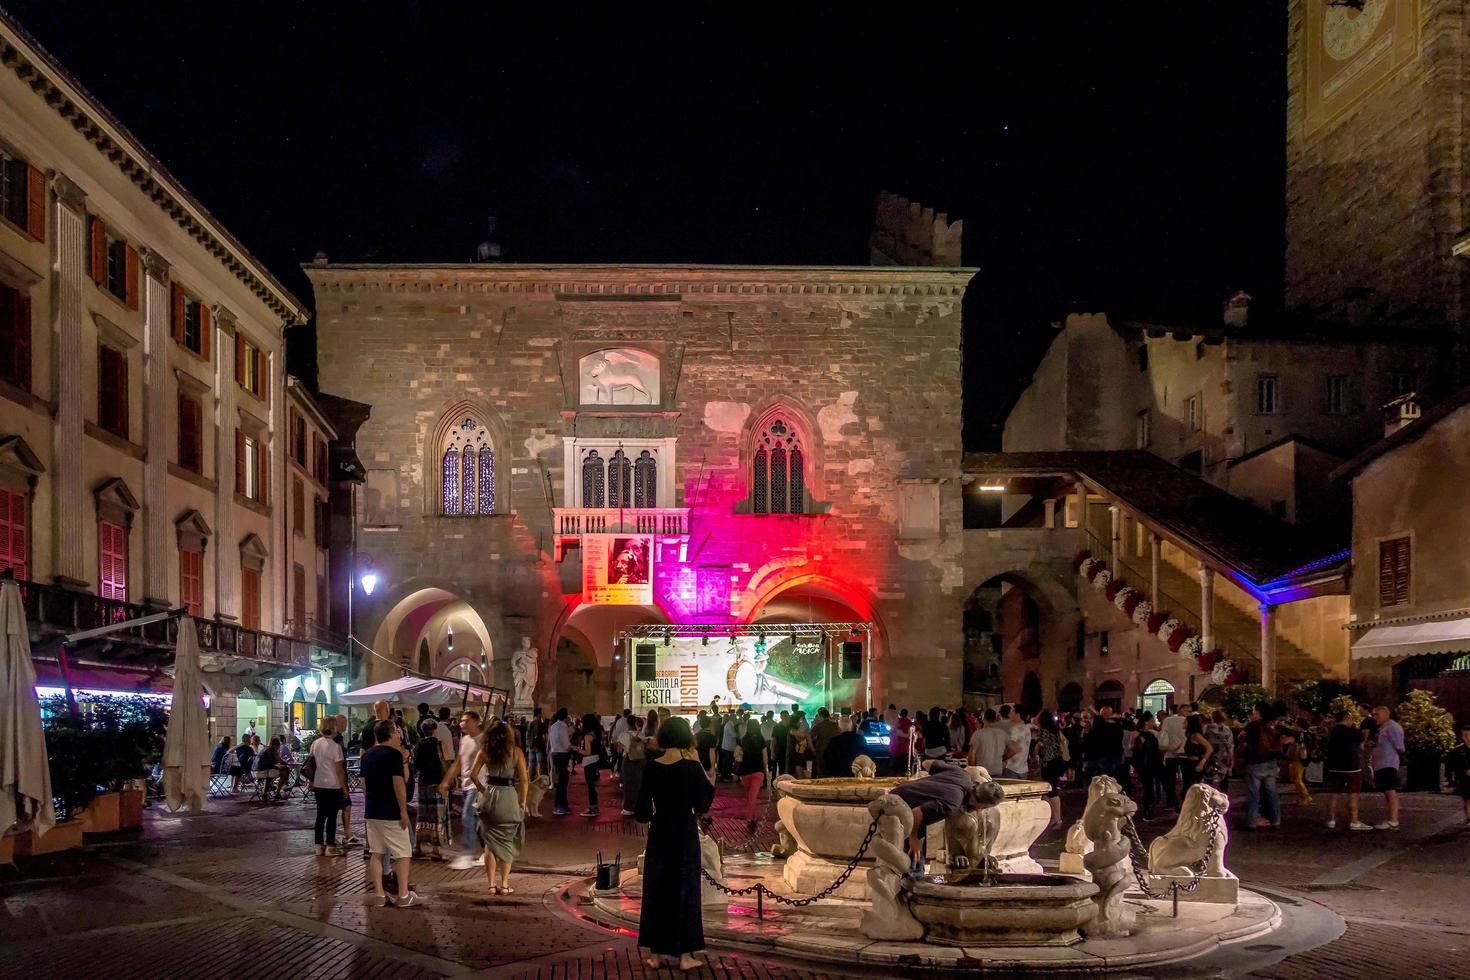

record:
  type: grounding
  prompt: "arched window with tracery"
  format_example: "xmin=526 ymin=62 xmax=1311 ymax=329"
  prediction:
xmin=607 ymin=450 xmax=631 ymax=508
xmin=441 ymin=417 xmax=495 ymax=515
xmin=752 ymin=417 xmax=806 ymax=514
xmin=582 ymin=450 xmax=605 ymax=508
xmin=634 ymin=450 xmax=657 ymax=508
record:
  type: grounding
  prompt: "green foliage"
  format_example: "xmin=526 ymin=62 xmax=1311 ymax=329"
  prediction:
xmin=41 ymin=695 xmax=169 ymax=819
xmin=1327 ymin=694 xmax=1366 ymax=725
xmin=43 ymin=717 xmax=101 ymax=822
xmin=1291 ymin=680 xmax=1358 ymax=716
xmin=1396 ymin=689 xmax=1456 ymax=755
xmin=1224 ymin=684 xmax=1271 ymax=722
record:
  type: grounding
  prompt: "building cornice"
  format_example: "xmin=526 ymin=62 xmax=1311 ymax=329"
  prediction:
xmin=0 ymin=18 xmax=308 ymax=326
xmin=304 ymin=263 xmax=976 ymax=299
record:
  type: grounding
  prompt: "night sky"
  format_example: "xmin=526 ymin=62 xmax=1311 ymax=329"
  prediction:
xmin=6 ymin=4 xmax=1286 ymax=446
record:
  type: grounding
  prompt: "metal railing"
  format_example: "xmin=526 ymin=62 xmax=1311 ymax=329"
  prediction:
xmin=552 ymin=506 xmax=690 ymax=536
xmin=17 ymin=578 xmax=335 ymax=670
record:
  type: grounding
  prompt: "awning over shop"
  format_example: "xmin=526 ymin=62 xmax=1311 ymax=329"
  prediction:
xmin=31 ymin=661 xmax=173 ymax=694
xmin=1351 ymin=616 xmax=1470 ymax=660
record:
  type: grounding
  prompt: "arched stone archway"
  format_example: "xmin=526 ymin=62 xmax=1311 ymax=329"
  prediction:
xmin=962 ymin=560 xmax=1080 ymax=719
xmin=1020 ymin=671 xmax=1043 ymax=716
xmin=548 ymin=600 xmax=668 ymax=714
xmin=368 ymin=587 xmax=496 ymax=689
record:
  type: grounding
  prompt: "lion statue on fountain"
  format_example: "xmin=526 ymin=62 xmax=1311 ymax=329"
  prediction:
xmin=851 ymin=754 xmax=877 ymax=779
xmin=1148 ymin=782 xmax=1230 ymax=879
xmin=1079 ymin=776 xmax=1139 ymax=939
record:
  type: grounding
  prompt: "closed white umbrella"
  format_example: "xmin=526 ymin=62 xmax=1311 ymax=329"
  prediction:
xmin=163 ymin=616 xmax=210 ymax=812
xmin=0 ymin=579 xmax=54 ymax=838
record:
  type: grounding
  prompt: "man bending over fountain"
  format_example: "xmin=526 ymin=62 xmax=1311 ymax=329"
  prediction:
xmin=887 ymin=759 xmax=1004 ymax=872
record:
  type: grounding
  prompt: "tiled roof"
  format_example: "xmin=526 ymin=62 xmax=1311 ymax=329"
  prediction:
xmin=964 ymin=450 xmax=1347 ymax=584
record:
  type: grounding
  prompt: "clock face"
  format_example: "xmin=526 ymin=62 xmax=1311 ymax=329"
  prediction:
xmin=1322 ymin=0 xmax=1391 ymax=62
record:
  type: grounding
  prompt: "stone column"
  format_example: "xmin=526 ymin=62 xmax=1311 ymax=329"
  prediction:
xmin=214 ymin=310 xmax=238 ymax=620
xmin=1073 ymin=479 xmax=1087 ymax=533
xmin=1260 ymin=603 xmax=1276 ymax=693
xmin=1149 ymin=533 xmax=1160 ymax=602
xmin=49 ymin=174 xmax=88 ymax=589
xmin=1197 ymin=564 xmax=1214 ymax=651
xmin=1043 ymin=497 xmax=1056 ymax=529
xmin=141 ymin=249 xmax=172 ymax=606
xmin=1108 ymin=504 xmax=1122 ymax=577
xmin=269 ymin=345 xmax=285 ymax=633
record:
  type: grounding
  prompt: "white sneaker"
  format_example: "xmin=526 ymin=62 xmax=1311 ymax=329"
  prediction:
xmin=1375 ymin=821 xmax=1399 ymax=830
xmin=1349 ymin=821 xmax=1372 ymax=831
xmin=473 ymin=855 xmax=485 ymax=867
xmin=1324 ymin=820 xmax=1336 ymax=829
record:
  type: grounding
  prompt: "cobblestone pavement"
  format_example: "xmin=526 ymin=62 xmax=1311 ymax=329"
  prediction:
xmin=2 ymin=770 xmax=1467 ymax=979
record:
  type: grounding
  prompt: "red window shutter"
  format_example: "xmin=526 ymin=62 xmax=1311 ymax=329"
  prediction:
xmin=178 ymin=394 xmax=199 ymax=471
xmin=234 ymin=333 xmax=246 ymax=387
xmin=171 ymin=283 xmax=185 ymax=344
xmin=235 ymin=428 xmax=246 ymax=495
xmin=99 ymin=521 xmax=127 ymax=601
xmin=1394 ymin=539 xmax=1410 ymax=605
xmin=11 ymin=490 xmax=27 ymax=580
xmin=180 ymin=548 xmax=201 ymax=617
xmin=24 ymin=165 xmax=44 ymax=242
xmin=123 ymin=244 xmax=139 ymax=310
xmin=241 ymin=567 xmax=260 ymax=630
xmin=89 ymin=216 xmax=106 ymax=285
xmin=259 ymin=446 xmax=269 ymax=507
xmin=199 ymin=303 xmax=212 ymax=361
xmin=257 ymin=348 xmax=268 ymax=401
xmin=13 ymin=292 xmax=30 ymax=392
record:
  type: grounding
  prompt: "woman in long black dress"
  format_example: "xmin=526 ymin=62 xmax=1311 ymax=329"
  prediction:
xmin=635 ymin=715 xmax=715 ymax=972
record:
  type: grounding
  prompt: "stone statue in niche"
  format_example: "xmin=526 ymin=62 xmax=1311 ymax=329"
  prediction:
xmin=512 ymin=636 xmax=539 ymax=705
xmin=579 ymin=349 xmax=660 ymax=405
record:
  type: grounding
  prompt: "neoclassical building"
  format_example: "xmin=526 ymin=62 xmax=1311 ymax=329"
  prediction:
xmin=310 ymin=263 xmax=973 ymax=713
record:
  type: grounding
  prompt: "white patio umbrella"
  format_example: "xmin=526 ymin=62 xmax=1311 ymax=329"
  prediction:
xmin=0 ymin=579 xmax=54 ymax=838
xmin=337 ymin=674 xmax=495 ymax=705
xmin=163 ymin=616 xmax=210 ymax=812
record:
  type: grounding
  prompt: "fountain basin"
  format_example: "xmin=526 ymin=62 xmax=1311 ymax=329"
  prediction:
xmin=905 ymin=872 xmax=1099 ymax=946
xmin=774 ymin=774 xmax=1052 ymax=899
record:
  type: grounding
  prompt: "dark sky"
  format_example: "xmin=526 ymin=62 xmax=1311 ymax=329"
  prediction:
xmin=7 ymin=3 xmax=1286 ymax=446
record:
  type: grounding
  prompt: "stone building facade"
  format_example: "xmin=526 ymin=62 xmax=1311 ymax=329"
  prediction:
xmin=310 ymin=263 xmax=973 ymax=714
xmin=1285 ymin=0 xmax=1468 ymax=351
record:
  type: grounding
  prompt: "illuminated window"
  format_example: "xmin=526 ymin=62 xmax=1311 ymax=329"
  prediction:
xmin=751 ymin=417 xmax=805 ymax=514
xmin=441 ymin=417 xmax=493 ymax=515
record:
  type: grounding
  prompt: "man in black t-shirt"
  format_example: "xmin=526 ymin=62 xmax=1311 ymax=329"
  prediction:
xmin=362 ymin=720 xmax=416 ymax=906
xmin=1324 ymin=710 xmax=1367 ymax=830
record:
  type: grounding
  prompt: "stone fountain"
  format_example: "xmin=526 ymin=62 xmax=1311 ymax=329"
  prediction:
xmin=773 ymin=768 xmax=1051 ymax=900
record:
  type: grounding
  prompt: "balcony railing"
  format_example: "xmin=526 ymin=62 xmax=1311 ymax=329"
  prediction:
xmin=552 ymin=507 xmax=690 ymax=536
xmin=17 ymin=578 xmax=334 ymax=671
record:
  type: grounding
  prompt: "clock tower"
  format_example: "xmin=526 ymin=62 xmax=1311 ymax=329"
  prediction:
xmin=1286 ymin=0 xmax=1468 ymax=345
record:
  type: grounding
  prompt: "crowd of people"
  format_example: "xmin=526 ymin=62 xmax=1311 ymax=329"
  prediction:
xmin=202 ymin=693 xmax=1468 ymax=970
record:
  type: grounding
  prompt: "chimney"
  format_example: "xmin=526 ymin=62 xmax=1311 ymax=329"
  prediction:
xmin=1223 ymin=290 xmax=1251 ymax=328
xmin=1381 ymin=391 xmax=1422 ymax=437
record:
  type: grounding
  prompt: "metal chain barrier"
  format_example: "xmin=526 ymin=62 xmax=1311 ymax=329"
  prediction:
xmin=1120 ymin=808 xmax=1223 ymax=907
xmin=699 ymin=816 xmax=881 ymax=917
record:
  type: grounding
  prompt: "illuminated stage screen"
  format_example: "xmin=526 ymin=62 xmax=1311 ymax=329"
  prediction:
xmin=631 ymin=635 xmax=828 ymax=712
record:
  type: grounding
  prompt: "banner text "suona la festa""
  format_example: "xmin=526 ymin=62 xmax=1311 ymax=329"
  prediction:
xmin=635 ymin=665 xmax=700 ymax=709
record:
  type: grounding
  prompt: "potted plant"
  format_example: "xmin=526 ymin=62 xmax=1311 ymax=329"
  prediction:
xmin=16 ymin=717 xmax=95 ymax=855
xmin=1223 ymin=683 xmax=1270 ymax=723
xmin=1396 ymin=690 xmax=1455 ymax=791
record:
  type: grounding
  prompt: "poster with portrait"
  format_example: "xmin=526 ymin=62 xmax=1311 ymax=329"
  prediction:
xmin=583 ymin=534 xmax=654 ymax=605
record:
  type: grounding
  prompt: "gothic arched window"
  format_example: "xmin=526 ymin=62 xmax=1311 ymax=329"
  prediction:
xmin=634 ymin=450 xmax=657 ymax=508
xmin=752 ymin=417 xmax=806 ymax=514
xmin=582 ymin=450 xmax=605 ymax=508
xmin=441 ymin=417 xmax=494 ymax=515
xmin=607 ymin=450 xmax=632 ymax=508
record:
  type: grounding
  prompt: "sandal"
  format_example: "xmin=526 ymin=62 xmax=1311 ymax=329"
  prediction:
xmin=491 ymin=885 xmax=502 ymax=895
xmin=500 ymin=884 xmax=514 ymax=894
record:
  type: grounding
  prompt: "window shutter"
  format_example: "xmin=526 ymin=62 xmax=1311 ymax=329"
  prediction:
xmin=89 ymin=216 xmax=106 ymax=285
xmin=123 ymin=244 xmax=139 ymax=310
xmin=98 ymin=524 xmax=111 ymax=597
xmin=259 ymin=446 xmax=269 ymax=507
xmin=235 ymin=333 xmax=246 ymax=387
xmin=11 ymin=490 xmax=27 ymax=580
xmin=179 ymin=394 xmax=199 ymax=471
xmin=24 ymin=165 xmax=44 ymax=242
xmin=171 ymin=283 xmax=185 ymax=344
xmin=13 ymin=292 xmax=30 ymax=392
xmin=258 ymin=348 xmax=268 ymax=401
xmin=98 ymin=346 xmax=118 ymax=433
xmin=117 ymin=349 xmax=129 ymax=439
xmin=1394 ymin=539 xmax=1410 ymax=605
xmin=199 ymin=304 xmax=211 ymax=361
xmin=235 ymin=428 xmax=246 ymax=496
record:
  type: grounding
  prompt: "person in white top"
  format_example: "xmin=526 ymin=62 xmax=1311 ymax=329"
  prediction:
xmin=437 ymin=710 xmax=485 ymax=868
xmin=1001 ymin=705 xmax=1032 ymax=779
xmin=547 ymin=708 xmax=573 ymax=815
xmin=1157 ymin=704 xmax=1191 ymax=810
xmin=968 ymin=708 xmax=1009 ymax=774
xmin=307 ymin=716 xmax=348 ymax=856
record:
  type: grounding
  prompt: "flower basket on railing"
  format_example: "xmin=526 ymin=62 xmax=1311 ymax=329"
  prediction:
xmin=1132 ymin=600 xmax=1153 ymax=625
xmin=1091 ymin=569 xmax=1112 ymax=591
xmin=1223 ymin=669 xmax=1247 ymax=687
xmin=1178 ymin=634 xmax=1204 ymax=659
xmin=1081 ymin=558 xmax=1104 ymax=582
xmin=1196 ymin=650 xmax=1223 ymax=673
xmin=1146 ymin=611 xmax=1168 ymax=634
xmin=1072 ymin=550 xmax=1092 ymax=572
xmin=1117 ymin=589 xmax=1143 ymax=618
xmin=1165 ymin=623 xmax=1192 ymax=654
xmin=1104 ymin=578 xmax=1122 ymax=601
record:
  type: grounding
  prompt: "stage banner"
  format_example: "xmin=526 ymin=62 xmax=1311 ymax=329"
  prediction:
xmin=583 ymin=534 xmax=654 ymax=605
xmin=631 ymin=635 xmax=825 ymax=712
